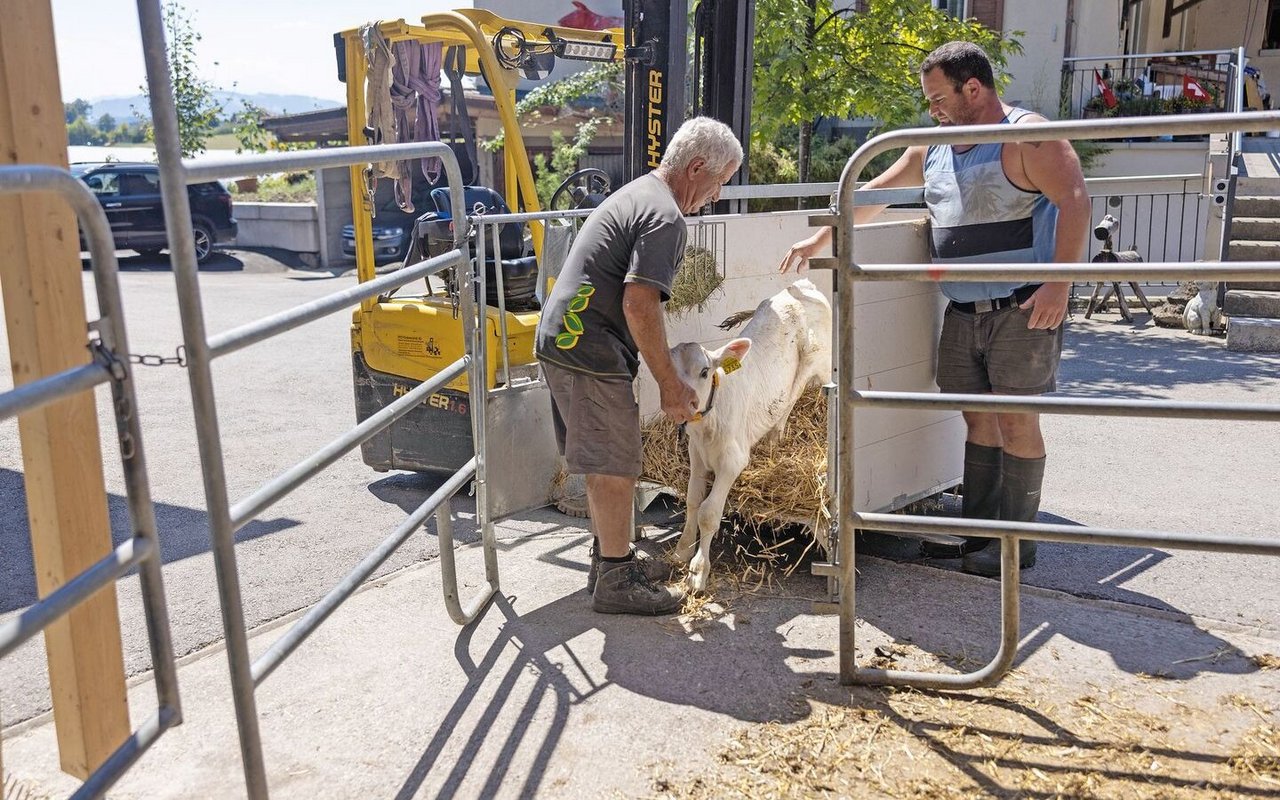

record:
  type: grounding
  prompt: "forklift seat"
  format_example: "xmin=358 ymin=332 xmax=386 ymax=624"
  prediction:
xmin=424 ymin=186 xmax=539 ymax=311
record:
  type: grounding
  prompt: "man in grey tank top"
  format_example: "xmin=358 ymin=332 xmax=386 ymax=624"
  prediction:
xmin=537 ymin=117 xmax=742 ymax=615
xmin=780 ymin=41 xmax=1091 ymax=577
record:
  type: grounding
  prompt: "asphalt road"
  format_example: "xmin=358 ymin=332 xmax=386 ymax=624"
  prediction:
xmin=2 ymin=247 xmax=471 ymax=727
xmin=3 ymin=254 xmax=1279 ymax=728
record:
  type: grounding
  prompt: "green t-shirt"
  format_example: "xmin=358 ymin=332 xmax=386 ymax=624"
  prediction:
xmin=536 ymin=173 xmax=687 ymax=379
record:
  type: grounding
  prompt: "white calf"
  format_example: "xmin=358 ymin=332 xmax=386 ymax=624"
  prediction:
xmin=670 ymin=279 xmax=832 ymax=591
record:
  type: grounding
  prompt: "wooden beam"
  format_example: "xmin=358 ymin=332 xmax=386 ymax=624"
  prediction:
xmin=1163 ymin=0 xmax=1211 ymax=38
xmin=0 ymin=0 xmax=129 ymax=779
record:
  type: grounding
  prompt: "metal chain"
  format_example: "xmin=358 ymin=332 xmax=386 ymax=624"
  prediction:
xmin=127 ymin=345 xmax=187 ymax=368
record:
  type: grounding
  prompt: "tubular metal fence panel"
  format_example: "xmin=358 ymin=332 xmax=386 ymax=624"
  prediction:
xmin=829 ymin=109 xmax=1280 ymax=692
xmin=0 ymin=165 xmax=181 ymax=800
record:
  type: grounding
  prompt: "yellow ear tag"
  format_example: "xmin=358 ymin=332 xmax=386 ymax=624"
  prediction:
xmin=721 ymin=356 xmax=742 ymax=375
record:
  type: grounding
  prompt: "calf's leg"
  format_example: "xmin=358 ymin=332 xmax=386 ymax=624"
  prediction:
xmin=689 ymin=447 xmax=748 ymax=592
xmin=675 ymin=445 xmax=709 ymax=562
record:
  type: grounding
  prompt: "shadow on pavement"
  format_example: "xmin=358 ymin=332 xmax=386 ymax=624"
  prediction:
xmin=386 ymin=517 xmax=1268 ymax=799
xmin=1058 ymin=320 xmax=1280 ymax=399
xmin=81 ymin=249 xmax=246 ymax=272
xmin=392 ymin=576 xmax=835 ymax=800
xmin=0 ymin=467 xmax=299 ymax=614
xmin=857 ymin=493 xmax=1258 ymax=681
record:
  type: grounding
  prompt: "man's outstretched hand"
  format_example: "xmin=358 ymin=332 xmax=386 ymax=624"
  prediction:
xmin=778 ymin=231 xmax=828 ymax=274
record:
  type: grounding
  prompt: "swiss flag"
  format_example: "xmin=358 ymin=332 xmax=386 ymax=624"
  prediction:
xmin=1183 ymin=75 xmax=1210 ymax=102
xmin=1094 ymin=69 xmax=1118 ymax=108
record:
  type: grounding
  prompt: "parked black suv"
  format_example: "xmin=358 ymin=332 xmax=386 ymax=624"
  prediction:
xmin=72 ymin=162 xmax=237 ymax=263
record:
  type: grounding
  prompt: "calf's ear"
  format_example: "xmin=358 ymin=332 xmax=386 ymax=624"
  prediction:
xmin=711 ymin=337 xmax=751 ymax=374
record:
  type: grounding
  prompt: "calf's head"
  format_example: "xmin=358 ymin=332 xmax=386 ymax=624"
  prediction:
xmin=670 ymin=338 xmax=752 ymax=419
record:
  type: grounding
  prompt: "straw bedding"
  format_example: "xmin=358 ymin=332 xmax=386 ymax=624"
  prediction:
xmin=641 ymin=386 xmax=830 ymax=552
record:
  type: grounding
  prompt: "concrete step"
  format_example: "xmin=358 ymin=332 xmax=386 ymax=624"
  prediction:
xmin=1236 ymin=176 xmax=1280 ymax=197
xmin=1227 ymin=240 xmax=1280 ymax=261
xmin=1227 ymin=316 xmax=1280 ymax=352
xmin=1226 ymin=281 xmax=1280 ymax=291
xmin=1233 ymin=195 xmax=1280 ymax=217
xmin=1223 ymin=289 xmax=1280 ymax=318
xmin=1230 ymin=216 xmax=1280 ymax=241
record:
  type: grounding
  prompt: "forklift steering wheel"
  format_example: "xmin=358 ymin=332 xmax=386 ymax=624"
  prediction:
xmin=548 ymin=168 xmax=612 ymax=211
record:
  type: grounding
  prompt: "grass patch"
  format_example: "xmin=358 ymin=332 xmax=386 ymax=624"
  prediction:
xmin=229 ymin=172 xmax=316 ymax=203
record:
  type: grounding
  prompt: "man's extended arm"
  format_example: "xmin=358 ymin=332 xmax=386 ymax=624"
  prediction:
xmin=623 ymin=283 xmax=697 ymax=422
xmin=779 ymin=146 xmax=928 ymax=273
xmin=1018 ymin=134 xmax=1091 ymax=330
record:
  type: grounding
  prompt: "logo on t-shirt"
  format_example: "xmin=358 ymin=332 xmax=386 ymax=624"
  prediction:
xmin=555 ymin=283 xmax=597 ymax=350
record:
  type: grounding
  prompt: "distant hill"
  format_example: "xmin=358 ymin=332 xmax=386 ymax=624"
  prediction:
xmin=82 ymin=91 xmax=342 ymax=122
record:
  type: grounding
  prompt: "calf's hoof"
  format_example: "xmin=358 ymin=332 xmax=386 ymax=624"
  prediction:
xmin=687 ymin=555 xmax=710 ymax=593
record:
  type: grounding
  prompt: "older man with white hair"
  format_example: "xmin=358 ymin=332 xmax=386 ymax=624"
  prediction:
xmin=536 ymin=116 xmax=743 ymax=615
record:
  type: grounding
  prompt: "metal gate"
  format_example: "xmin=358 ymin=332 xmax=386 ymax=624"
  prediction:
xmin=156 ymin=127 xmax=496 ymax=800
xmin=0 ymin=166 xmax=181 ymax=799
xmin=6 ymin=2 xmax=508 ymax=796
xmin=825 ymin=109 xmax=1280 ymax=690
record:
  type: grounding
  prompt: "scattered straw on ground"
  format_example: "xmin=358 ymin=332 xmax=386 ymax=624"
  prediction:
xmin=648 ymin=666 xmax=1280 ymax=799
xmin=1252 ymin=652 xmax=1280 ymax=671
xmin=3 ymin=774 xmax=49 ymax=800
xmin=1229 ymin=724 xmax=1280 ymax=784
xmin=641 ymin=387 xmax=830 ymax=546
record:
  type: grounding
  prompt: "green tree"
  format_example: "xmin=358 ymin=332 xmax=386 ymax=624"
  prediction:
xmin=230 ymin=101 xmax=272 ymax=154
xmin=96 ymin=113 xmax=116 ymax=136
xmin=753 ymin=0 xmax=1021 ymax=182
xmin=142 ymin=1 xmax=223 ymax=157
xmin=484 ymin=61 xmax=622 ymax=206
xmin=532 ymin=116 xmax=609 ymax=208
xmin=64 ymin=98 xmax=92 ymax=124
xmin=67 ymin=117 xmax=98 ymax=146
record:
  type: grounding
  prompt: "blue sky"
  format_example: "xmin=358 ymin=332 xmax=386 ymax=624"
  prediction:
xmin=52 ymin=0 xmax=469 ymax=103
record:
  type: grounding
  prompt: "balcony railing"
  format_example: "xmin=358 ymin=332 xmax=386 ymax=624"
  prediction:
xmin=1061 ymin=49 xmax=1245 ymax=129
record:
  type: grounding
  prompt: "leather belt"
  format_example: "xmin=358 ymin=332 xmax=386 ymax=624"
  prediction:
xmin=950 ymin=283 xmax=1042 ymax=314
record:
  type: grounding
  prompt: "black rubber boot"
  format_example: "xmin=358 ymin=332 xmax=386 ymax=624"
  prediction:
xmin=962 ymin=453 xmax=1043 ymax=576
xmin=922 ymin=442 xmax=1002 ymax=559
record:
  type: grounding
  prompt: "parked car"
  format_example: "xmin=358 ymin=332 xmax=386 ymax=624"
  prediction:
xmin=72 ymin=162 xmax=237 ymax=263
xmin=341 ymin=179 xmax=439 ymax=264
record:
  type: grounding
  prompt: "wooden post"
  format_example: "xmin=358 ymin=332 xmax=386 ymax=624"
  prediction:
xmin=0 ymin=0 xmax=130 ymax=778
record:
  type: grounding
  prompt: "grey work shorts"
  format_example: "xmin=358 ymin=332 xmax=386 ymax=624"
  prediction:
xmin=936 ymin=303 xmax=1065 ymax=395
xmin=542 ymin=362 xmax=643 ymax=478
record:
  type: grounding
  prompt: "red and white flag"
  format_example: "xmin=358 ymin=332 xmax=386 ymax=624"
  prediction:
xmin=1183 ymin=75 xmax=1210 ymax=102
xmin=1094 ymin=69 xmax=1118 ymax=108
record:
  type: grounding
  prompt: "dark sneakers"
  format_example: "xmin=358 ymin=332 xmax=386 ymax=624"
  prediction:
xmin=586 ymin=546 xmax=676 ymax=594
xmin=592 ymin=560 xmax=685 ymax=615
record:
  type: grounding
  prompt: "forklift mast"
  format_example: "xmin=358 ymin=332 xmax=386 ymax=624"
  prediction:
xmin=624 ymin=0 xmax=688 ymax=182
xmin=624 ymin=1 xmax=754 ymax=208
xmin=693 ymin=0 xmax=754 ymax=213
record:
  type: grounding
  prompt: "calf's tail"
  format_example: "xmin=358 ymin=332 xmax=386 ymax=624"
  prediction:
xmin=717 ymin=309 xmax=756 ymax=331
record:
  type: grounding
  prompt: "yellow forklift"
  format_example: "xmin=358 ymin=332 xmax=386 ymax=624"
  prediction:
xmin=338 ymin=4 xmax=748 ymax=474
